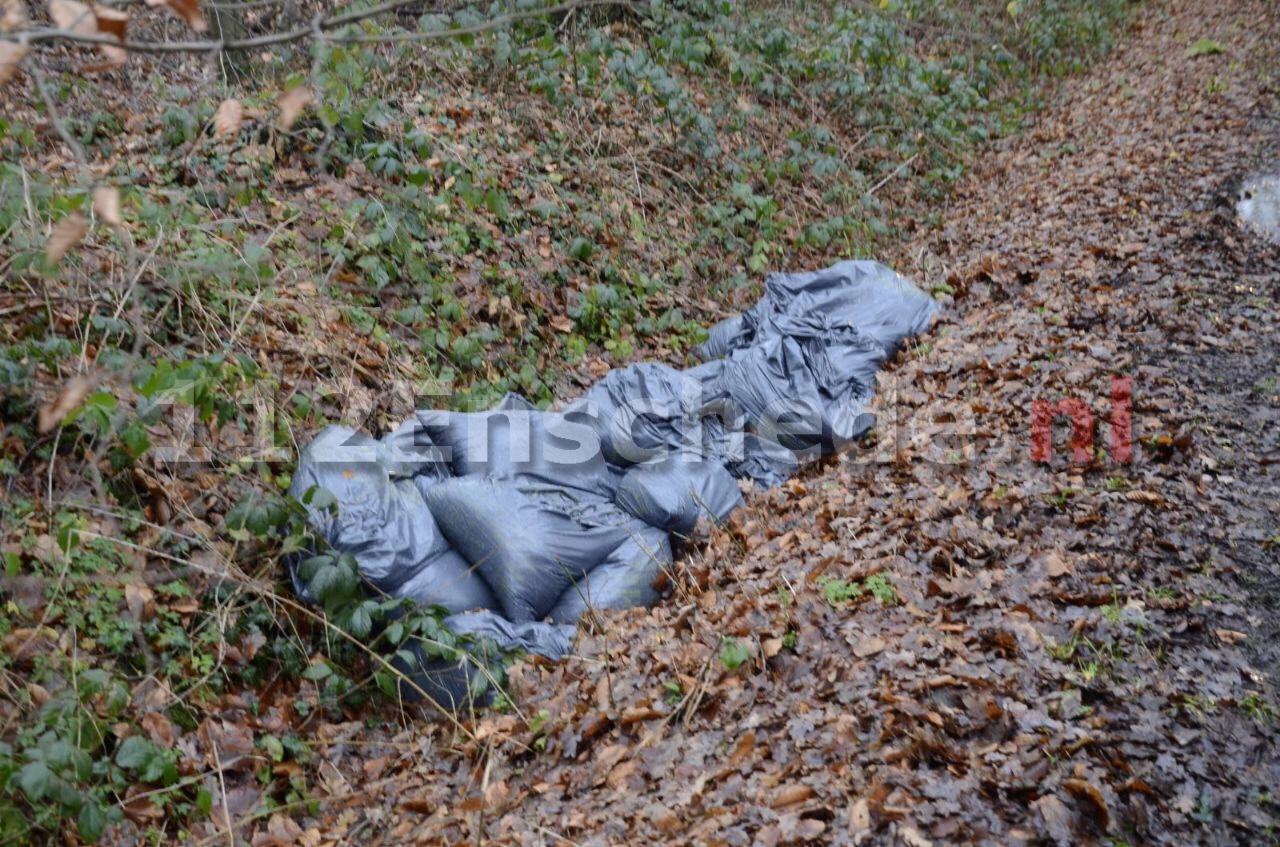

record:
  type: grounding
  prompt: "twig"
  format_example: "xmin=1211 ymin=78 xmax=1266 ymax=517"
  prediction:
xmin=2 ymin=0 xmax=635 ymax=52
xmin=866 ymin=152 xmax=919 ymax=198
xmin=30 ymin=65 xmax=88 ymax=169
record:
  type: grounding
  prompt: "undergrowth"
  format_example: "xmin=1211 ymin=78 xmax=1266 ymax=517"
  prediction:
xmin=0 ymin=0 xmax=1131 ymax=840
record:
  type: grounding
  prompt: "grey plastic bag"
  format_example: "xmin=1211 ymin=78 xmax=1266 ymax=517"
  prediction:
xmin=289 ymin=426 xmax=457 ymax=596
xmin=615 ymin=456 xmax=743 ymax=535
xmin=422 ymin=477 xmax=650 ymax=623
xmin=545 ymin=525 xmax=672 ymax=623
xmin=393 ymin=611 xmax=576 ymax=707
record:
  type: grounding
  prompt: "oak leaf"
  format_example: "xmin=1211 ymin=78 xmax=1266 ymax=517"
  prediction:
xmin=47 ymin=0 xmax=94 ymax=32
xmin=277 ymin=86 xmax=313 ymax=131
xmin=45 ymin=212 xmax=88 ymax=265
xmin=92 ymin=185 xmax=122 ymax=226
xmin=0 ymin=41 xmax=25 ymax=85
xmin=37 ymin=374 xmax=96 ymax=433
xmin=0 ymin=0 xmax=28 ymax=31
xmin=47 ymin=0 xmax=127 ymax=69
xmin=144 ymin=0 xmax=205 ymax=32
xmin=214 ymin=98 xmax=243 ymax=138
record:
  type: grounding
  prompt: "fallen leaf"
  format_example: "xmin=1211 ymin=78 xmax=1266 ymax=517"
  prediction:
xmin=1043 ymin=549 xmax=1071 ymax=578
xmin=121 ymin=788 xmax=163 ymax=825
xmin=125 ymin=583 xmax=155 ymax=622
xmin=48 ymin=0 xmax=127 ymax=68
xmin=140 ymin=711 xmax=176 ymax=747
xmin=38 ymin=374 xmax=95 ymax=433
xmin=144 ymin=0 xmax=205 ymax=31
xmin=211 ymin=785 xmax=261 ymax=832
xmin=277 ymin=87 xmax=313 ymax=131
xmin=1215 ymin=628 xmax=1246 ymax=645
xmin=848 ymin=797 xmax=871 ymax=838
xmin=47 ymin=0 xmax=95 ymax=33
xmin=1032 ymin=794 xmax=1074 ymax=845
xmin=851 ymin=634 xmax=886 ymax=658
xmin=214 ymin=98 xmax=244 ymax=138
xmin=45 ymin=212 xmax=88 ymax=266
xmin=1 ymin=0 xmax=28 ymax=31
xmin=771 ymin=783 xmax=815 ymax=809
xmin=92 ymin=5 xmax=125 ymax=40
xmin=898 ymin=825 xmax=933 ymax=847
xmin=1063 ymin=779 xmax=1110 ymax=829
xmin=92 ymin=185 xmax=122 ymax=226
xmin=0 ymin=42 xmax=27 ymax=86
xmin=3 ymin=627 xmax=59 ymax=663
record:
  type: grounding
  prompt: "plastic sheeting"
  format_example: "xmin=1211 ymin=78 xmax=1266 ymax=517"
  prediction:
xmin=289 ymin=260 xmax=938 ymax=707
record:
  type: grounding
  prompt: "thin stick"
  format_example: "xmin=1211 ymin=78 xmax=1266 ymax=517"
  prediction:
xmin=3 ymin=0 xmax=634 ymax=53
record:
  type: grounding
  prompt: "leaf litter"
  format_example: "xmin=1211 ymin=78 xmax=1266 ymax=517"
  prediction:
xmin=2 ymin=0 xmax=1278 ymax=844
xmin=311 ymin=2 xmax=1280 ymax=845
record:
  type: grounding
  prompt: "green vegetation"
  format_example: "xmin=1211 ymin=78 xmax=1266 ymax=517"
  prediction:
xmin=719 ymin=637 xmax=752 ymax=670
xmin=0 ymin=0 xmax=1131 ymax=839
xmin=818 ymin=572 xmax=898 ymax=607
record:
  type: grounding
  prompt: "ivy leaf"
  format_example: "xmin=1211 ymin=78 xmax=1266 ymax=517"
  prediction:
xmin=348 ymin=603 xmax=373 ymax=639
xmin=302 ymin=661 xmax=332 ymax=681
xmin=114 ymin=735 xmax=153 ymax=769
xmin=16 ymin=760 xmax=54 ymax=801
xmin=77 ymin=800 xmax=107 ymax=842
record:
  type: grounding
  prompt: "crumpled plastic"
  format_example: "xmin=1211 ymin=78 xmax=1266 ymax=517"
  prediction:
xmin=288 ymin=260 xmax=938 ymax=708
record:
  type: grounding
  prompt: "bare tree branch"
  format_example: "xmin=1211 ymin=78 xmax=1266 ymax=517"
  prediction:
xmin=0 ymin=0 xmax=634 ymax=53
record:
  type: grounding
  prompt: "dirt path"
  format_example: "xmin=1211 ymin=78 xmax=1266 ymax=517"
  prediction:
xmin=326 ymin=3 xmax=1280 ymax=844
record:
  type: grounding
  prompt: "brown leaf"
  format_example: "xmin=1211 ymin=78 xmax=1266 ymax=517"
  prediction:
xmin=92 ymin=5 xmax=125 ymax=40
xmin=847 ymin=797 xmax=871 ymax=837
xmin=125 ymin=582 xmax=155 ymax=622
xmin=770 ymin=783 xmax=815 ymax=809
xmin=48 ymin=0 xmax=126 ymax=68
xmin=92 ymin=185 xmax=121 ymax=226
xmin=1032 ymin=794 xmax=1074 ymax=845
xmin=1 ymin=0 xmax=28 ymax=31
xmin=892 ymin=825 xmax=930 ymax=847
xmin=38 ymin=374 xmax=95 ymax=433
xmin=45 ymin=212 xmax=88 ymax=266
xmin=1042 ymin=549 xmax=1071 ymax=578
xmin=3 ymin=627 xmax=59 ymax=663
xmin=140 ymin=711 xmax=176 ymax=747
xmin=1215 ymin=628 xmax=1246 ymax=645
xmin=122 ymin=788 xmax=163 ymax=825
xmin=214 ymin=98 xmax=243 ymax=138
xmin=851 ymin=634 xmax=886 ymax=658
xmin=47 ymin=0 xmax=95 ymax=33
xmin=0 ymin=42 xmax=27 ymax=86
xmin=144 ymin=0 xmax=205 ymax=32
xmin=1063 ymin=779 xmax=1111 ymax=829
xmin=211 ymin=785 xmax=261 ymax=832
xmin=197 ymin=719 xmax=257 ymax=770
xmin=277 ymin=87 xmax=313 ymax=131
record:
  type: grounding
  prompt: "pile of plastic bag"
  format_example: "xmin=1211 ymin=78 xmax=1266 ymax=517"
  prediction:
xmin=289 ymin=260 xmax=939 ymax=707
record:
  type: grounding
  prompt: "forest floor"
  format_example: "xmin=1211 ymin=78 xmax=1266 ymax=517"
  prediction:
xmin=3 ymin=0 xmax=1280 ymax=845
xmin=335 ymin=3 xmax=1280 ymax=846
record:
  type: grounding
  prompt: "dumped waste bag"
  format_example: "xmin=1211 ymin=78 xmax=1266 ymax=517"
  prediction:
xmin=289 ymin=260 xmax=938 ymax=708
xmin=615 ymin=456 xmax=743 ymax=535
